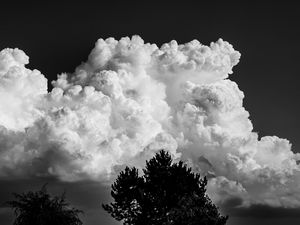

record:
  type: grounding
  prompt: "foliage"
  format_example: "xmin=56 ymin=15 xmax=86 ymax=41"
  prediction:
xmin=103 ymin=150 xmax=228 ymax=225
xmin=6 ymin=184 xmax=83 ymax=225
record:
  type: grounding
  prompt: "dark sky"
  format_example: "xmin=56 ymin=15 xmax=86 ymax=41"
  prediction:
xmin=0 ymin=1 xmax=299 ymax=225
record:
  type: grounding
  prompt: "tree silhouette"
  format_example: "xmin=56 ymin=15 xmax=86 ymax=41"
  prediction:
xmin=6 ymin=184 xmax=83 ymax=225
xmin=103 ymin=150 xmax=228 ymax=225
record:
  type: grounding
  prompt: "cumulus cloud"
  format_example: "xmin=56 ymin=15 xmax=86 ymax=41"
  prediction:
xmin=0 ymin=36 xmax=299 ymax=208
xmin=0 ymin=48 xmax=47 ymax=131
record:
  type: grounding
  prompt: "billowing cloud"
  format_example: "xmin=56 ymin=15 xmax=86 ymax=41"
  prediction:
xmin=0 ymin=36 xmax=299 ymax=208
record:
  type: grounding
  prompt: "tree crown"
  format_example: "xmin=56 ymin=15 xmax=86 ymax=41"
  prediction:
xmin=6 ymin=184 xmax=83 ymax=225
xmin=103 ymin=150 xmax=228 ymax=225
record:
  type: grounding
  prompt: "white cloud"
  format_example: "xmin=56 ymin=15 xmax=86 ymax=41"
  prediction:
xmin=0 ymin=48 xmax=47 ymax=131
xmin=0 ymin=36 xmax=299 ymax=208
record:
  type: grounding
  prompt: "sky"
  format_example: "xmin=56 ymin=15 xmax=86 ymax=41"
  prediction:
xmin=0 ymin=1 xmax=300 ymax=225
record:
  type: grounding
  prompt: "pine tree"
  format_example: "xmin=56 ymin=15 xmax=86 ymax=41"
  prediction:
xmin=103 ymin=150 xmax=228 ymax=225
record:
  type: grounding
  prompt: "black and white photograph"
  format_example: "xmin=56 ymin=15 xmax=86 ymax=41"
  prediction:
xmin=0 ymin=1 xmax=300 ymax=225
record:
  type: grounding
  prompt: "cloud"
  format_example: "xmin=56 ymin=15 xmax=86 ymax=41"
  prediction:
xmin=0 ymin=36 xmax=299 ymax=208
xmin=0 ymin=48 xmax=47 ymax=131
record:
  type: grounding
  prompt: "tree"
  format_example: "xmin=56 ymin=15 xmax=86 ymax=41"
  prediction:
xmin=6 ymin=184 xmax=83 ymax=225
xmin=103 ymin=150 xmax=228 ymax=225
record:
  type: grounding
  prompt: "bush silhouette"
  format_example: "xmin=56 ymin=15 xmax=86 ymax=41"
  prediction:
xmin=103 ymin=150 xmax=228 ymax=225
xmin=6 ymin=184 xmax=83 ymax=225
